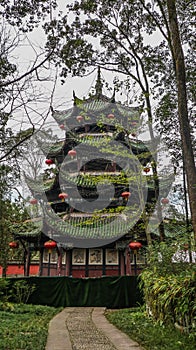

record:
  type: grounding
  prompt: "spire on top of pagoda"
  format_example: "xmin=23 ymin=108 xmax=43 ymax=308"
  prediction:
xmin=94 ymin=66 xmax=103 ymax=98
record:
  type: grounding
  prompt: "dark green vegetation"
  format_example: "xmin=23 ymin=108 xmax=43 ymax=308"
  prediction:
xmin=106 ymin=244 xmax=196 ymax=350
xmin=105 ymin=307 xmax=196 ymax=350
xmin=0 ymin=279 xmax=62 ymax=350
xmin=140 ymin=242 xmax=196 ymax=332
xmin=0 ymin=303 xmax=62 ymax=350
xmin=106 ymin=245 xmax=195 ymax=350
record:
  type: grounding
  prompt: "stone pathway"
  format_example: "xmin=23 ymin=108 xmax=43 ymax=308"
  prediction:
xmin=67 ymin=307 xmax=116 ymax=350
xmin=45 ymin=307 xmax=143 ymax=350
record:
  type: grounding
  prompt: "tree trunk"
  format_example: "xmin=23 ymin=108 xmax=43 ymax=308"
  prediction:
xmin=166 ymin=0 xmax=196 ymax=242
xmin=146 ymin=91 xmax=165 ymax=242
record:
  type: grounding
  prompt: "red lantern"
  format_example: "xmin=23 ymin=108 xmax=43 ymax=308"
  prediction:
xmin=76 ymin=115 xmax=83 ymax=122
xmin=29 ymin=198 xmax=38 ymax=205
xmin=107 ymin=113 xmax=115 ymax=119
xmin=161 ymin=198 xmax=169 ymax=205
xmin=9 ymin=241 xmax=19 ymax=249
xmin=44 ymin=240 xmax=57 ymax=253
xmin=129 ymin=241 xmax=142 ymax=251
xmin=59 ymin=124 xmax=65 ymax=130
xmin=58 ymin=192 xmax=69 ymax=201
xmin=143 ymin=167 xmax=150 ymax=174
xmin=121 ymin=191 xmax=131 ymax=199
xmin=68 ymin=149 xmax=77 ymax=158
xmin=45 ymin=159 xmax=54 ymax=165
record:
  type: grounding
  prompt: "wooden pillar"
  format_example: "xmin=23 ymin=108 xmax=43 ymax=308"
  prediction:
xmin=102 ymin=249 xmax=106 ymax=276
xmin=120 ymin=250 xmax=125 ymax=275
xmin=25 ymin=248 xmax=31 ymax=276
xmin=57 ymin=248 xmax=62 ymax=276
xmin=39 ymin=249 xmax=43 ymax=276
xmin=65 ymin=250 xmax=71 ymax=276
xmin=125 ymin=247 xmax=131 ymax=275
xmin=85 ymin=249 xmax=89 ymax=277
xmin=23 ymin=250 xmax=27 ymax=276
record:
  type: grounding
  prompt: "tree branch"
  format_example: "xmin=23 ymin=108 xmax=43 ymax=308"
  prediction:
xmin=0 ymin=50 xmax=54 ymax=88
xmin=0 ymin=127 xmax=35 ymax=162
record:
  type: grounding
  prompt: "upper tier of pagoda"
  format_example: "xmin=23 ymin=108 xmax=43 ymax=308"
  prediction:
xmin=51 ymin=67 xmax=141 ymax=134
xmin=51 ymin=94 xmax=141 ymax=135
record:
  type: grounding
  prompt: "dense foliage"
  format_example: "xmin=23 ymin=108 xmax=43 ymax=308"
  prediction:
xmin=140 ymin=243 xmax=196 ymax=333
xmin=0 ymin=278 xmax=61 ymax=349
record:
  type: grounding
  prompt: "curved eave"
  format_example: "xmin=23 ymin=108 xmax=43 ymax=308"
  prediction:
xmin=37 ymin=139 xmax=65 ymax=157
xmin=51 ymin=93 xmax=142 ymax=130
xmin=147 ymin=173 xmax=174 ymax=191
xmin=59 ymin=168 xmax=129 ymax=189
xmin=15 ymin=228 xmax=42 ymax=239
xmin=64 ymin=131 xmax=151 ymax=158
xmin=151 ymin=221 xmax=192 ymax=238
xmin=24 ymin=174 xmax=56 ymax=196
xmin=43 ymin=206 xmax=140 ymax=247
xmin=51 ymin=107 xmax=74 ymax=125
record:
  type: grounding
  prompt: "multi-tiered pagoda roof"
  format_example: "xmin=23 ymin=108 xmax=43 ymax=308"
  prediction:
xmin=16 ymin=72 xmax=173 ymax=248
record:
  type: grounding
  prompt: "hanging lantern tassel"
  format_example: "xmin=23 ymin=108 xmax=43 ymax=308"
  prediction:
xmin=68 ymin=149 xmax=77 ymax=159
xmin=107 ymin=113 xmax=115 ymax=119
xmin=9 ymin=241 xmax=19 ymax=249
xmin=129 ymin=241 xmax=142 ymax=254
xmin=121 ymin=191 xmax=131 ymax=201
xmin=44 ymin=240 xmax=57 ymax=254
xmin=58 ymin=192 xmax=69 ymax=202
xmin=45 ymin=159 xmax=54 ymax=166
xmin=76 ymin=115 xmax=84 ymax=123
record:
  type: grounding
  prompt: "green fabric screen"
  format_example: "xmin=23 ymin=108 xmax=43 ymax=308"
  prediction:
xmin=9 ymin=276 xmax=143 ymax=309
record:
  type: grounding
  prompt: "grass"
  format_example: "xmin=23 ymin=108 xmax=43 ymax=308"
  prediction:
xmin=0 ymin=303 xmax=62 ymax=350
xmin=105 ymin=307 xmax=196 ymax=350
xmin=1 ymin=304 xmax=195 ymax=350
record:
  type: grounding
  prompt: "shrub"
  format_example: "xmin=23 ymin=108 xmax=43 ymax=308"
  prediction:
xmin=140 ymin=242 xmax=196 ymax=333
xmin=0 ymin=278 xmax=10 ymax=302
xmin=11 ymin=280 xmax=36 ymax=304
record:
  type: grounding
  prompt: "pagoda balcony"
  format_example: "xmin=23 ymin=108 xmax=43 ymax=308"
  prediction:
xmin=78 ymin=132 xmax=113 ymax=138
xmin=61 ymin=212 xmax=126 ymax=219
xmin=69 ymin=171 xmax=120 ymax=176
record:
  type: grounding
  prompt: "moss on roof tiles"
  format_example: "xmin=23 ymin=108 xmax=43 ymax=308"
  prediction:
xmin=60 ymin=169 xmax=130 ymax=188
xmin=16 ymin=228 xmax=41 ymax=237
xmin=13 ymin=219 xmax=43 ymax=238
xmin=81 ymin=99 xmax=110 ymax=112
xmin=43 ymin=206 xmax=140 ymax=239
xmin=51 ymin=97 xmax=142 ymax=126
xmin=25 ymin=175 xmax=55 ymax=193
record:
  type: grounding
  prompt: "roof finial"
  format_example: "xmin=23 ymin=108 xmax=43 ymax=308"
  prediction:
xmin=111 ymin=88 xmax=116 ymax=103
xmin=95 ymin=66 xmax=103 ymax=97
xmin=73 ymin=90 xmax=77 ymax=105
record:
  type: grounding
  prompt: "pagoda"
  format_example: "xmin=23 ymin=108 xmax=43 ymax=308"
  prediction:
xmin=14 ymin=71 xmax=172 ymax=277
